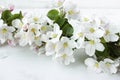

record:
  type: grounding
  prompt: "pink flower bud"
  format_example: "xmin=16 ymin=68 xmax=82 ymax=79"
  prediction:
xmin=8 ymin=4 xmax=14 ymax=11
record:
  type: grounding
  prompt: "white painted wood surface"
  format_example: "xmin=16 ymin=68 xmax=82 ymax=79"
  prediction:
xmin=0 ymin=0 xmax=120 ymax=9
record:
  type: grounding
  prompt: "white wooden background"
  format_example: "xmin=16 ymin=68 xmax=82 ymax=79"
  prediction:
xmin=0 ymin=0 xmax=120 ymax=9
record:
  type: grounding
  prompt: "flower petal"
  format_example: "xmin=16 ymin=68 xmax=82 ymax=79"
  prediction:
xmin=85 ymin=44 xmax=95 ymax=56
xmin=95 ymin=43 xmax=105 ymax=51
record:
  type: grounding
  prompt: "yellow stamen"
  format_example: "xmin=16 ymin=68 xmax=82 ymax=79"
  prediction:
xmin=105 ymin=62 xmax=110 ymax=67
xmin=89 ymin=28 xmax=95 ymax=33
xmin=57 ymin=1 xmax=62 ymax=7
xmin=94 ymin=62 xmax=99 ymax=68
xmin=63 ymin=42 xmax=68 ymax=48
xmin=68 ymin=10 xmax=74 ymax=15
xmin=105 ymin=30 xmax=110 ymax=35
xmin=83 ymin=17 xmax=89 ymax=22
xmin=31 ymin=28 xmax=35 ymax=33
xmin=89 ymin=40 xmax=94 ymax=45
xmin=61 ymin=54 xmax=67 ymax=59
xmin=2 ymin=28 xmax=7 ymax=34
xmin=52 ymin=34 xmax=57 ymax=38
xmin=77 ymin=32 xmax=83 ymax=37
xmin=41 ymin=26 xmax=46 ymax=31
xmin=34 ymin=36 xmax=39 ymax=40
xmin=33 ymin=17 xmax=39 ymax=22
xmin=19 ymin=22 xmax=23 ymax=27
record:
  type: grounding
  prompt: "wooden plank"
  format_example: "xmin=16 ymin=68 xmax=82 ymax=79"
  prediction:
xmin=0 ymin=0 xmax=120 ymax=9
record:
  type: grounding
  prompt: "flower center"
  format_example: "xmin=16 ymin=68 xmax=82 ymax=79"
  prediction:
xmin=89 ymin=28 xmax=95 ymax=33
xmin=34 ymin=36 xmax=39 ymax=40
xmin=105 ymin=62 xmax=110 ymax=67
xmin=57 ymin=1 xmax=62 ymax=7
xmin=77 ymin=32 xmax=83 ymax=37
xmin=41 ymin=26 xmax=46 ymax=31
xmin=31 ymin=28 xmax=35 ymax=33
xmin=105 ymin=30 xmax=110 ymax=35
xmin=33 ymin=17 xmax=39 ymax=22
xmin=63 ymin=42 xmax=68 ymax=48
xmin=52 ymin=34 xmax=58 ymax=38
xmin=19 ymin=22 xmax=23 ymax=27
xmin=94 ymin=62 xmax=99 ymax=68
xmin=89 ymin=40 xmax=95 ymax=45
xmin=2 ymin=28 xmax=7 ymax=34
xmin=83 ymin=17 xmax=89 ymax=22
xmin=61 ymin=54 xmax=67 ymax=59
xmin=68 ymin=10 xmax=74 ymax=15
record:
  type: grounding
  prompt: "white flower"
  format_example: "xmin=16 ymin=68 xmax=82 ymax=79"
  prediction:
xmin=45 ymin=41 xmax=56 ymax=56
xmin=15 ymin=30 xmax=29 ymax=46
xmin=47 ymin=24 xmax=62 ymax=43
xmin=22 ymin=23 xmax=41 ymax=45
xmin=0 ymin=25 xmax=15 ymax=44
xmin=16 ymin=28 xmax=40 ymax=46
xmin=15 ymin=23 xmax=41 ymax=46
xmin=24 ymin=11 xmax=42 ymax=23
xmin=37 ymin=45 xmax=46 ymax=55
xmin=40 ymin=34 xmax=49 ymax=42
xmin=99 ymin=17 xmax=110 ymax=27
xmin=54 ymin=53 xmax=75 ymax=65
xmin=99 ymin=59 xmax=119 ymax=74
xmin=56 ymin=37 xmax=76 ymax=55
xmin=103 ymin=23 xmax=119 ymax=42
xmin=40 ymin=23 xmax=52 ymax=34
xmin=53 ymin=0 xmax=65 ymax=7
xmin=63 ymin=1 xmax=80 ymax=19
xmin=70 ymin=20 xmax=85 ymax=48
xmin=32 ymin=36 xmax=42 ymax=46
xmin=30 ymin=44 xmax=45 ymax=55
xmin=7 ymin=39 xmax=17 ymax=46
xmin=28 ymin=23 xmax=41 ymax=37
xmin=81 ymin=16 xmax=91 ymax=23
xmin=12 ymin=19 xmax=23 ymax=29
xmin=85 ymin=58 xmax=102 ymax=73
xmin=85 ymin=39 xmax=105 ymax=56
xmin=84 ymin=22 xmax=105 ymax=40
xmin=0 ymin=19 xmax=4 ymax=26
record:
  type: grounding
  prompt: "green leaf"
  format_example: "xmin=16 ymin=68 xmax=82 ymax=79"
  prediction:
xmin=47 ymin=9 xmax=59 ymax=20
xmin=108 ymin=42 xmax=120 ymax=59
xmin=1 ymin=10 xmax=23 ymax=26
xmin=1 ymin=10 xmax=12 ymax=23
xmin=95 ymin=43 xmax=111 ymax=61
xmin=54 ymin=17 xmax=66 ymax=28
xmin=62 ymin=23 xmax=73 ymax=37
xmin=7 ymin=11 xmax=23 ymax=26
xmin=100 ymin=37 xmax=106 ymax=43
xmin=47 ymin=9 xmax=74 ymax=37
xmin=95 ymin=42 xmax=120 ymax=61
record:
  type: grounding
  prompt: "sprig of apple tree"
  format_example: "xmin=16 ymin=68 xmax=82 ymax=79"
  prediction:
xmin=47 ymin=9 xmax=73 ymax=37
xmin=1 ymin=10 xmax=23 ymax=26
xmin=95 ymin=34 xmax=120 ymax=61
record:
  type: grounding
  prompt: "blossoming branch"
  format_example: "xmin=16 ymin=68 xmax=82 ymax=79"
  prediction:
xmin=0 ymin=0 xmax=120 ymax=74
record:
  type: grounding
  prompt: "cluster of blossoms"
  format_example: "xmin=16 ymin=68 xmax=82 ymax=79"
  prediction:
xmin=83 ymin=17 xmax=120 ymax=74
xmin=0 ymin=0 xmax=120 ymax=74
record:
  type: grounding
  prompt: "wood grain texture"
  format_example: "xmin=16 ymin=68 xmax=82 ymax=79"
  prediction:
xmin=0 ymin=0 xmax=120 ymax=9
